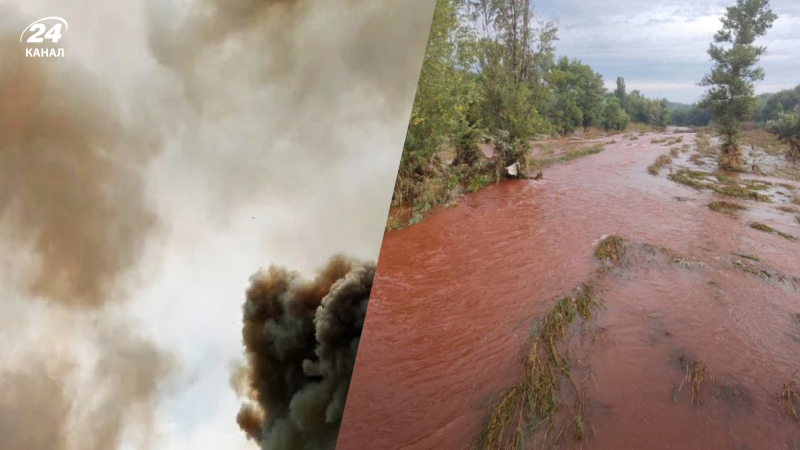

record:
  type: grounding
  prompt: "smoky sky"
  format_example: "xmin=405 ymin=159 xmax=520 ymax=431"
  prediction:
xmin=533 ymin=0 xmax=800 ymax=103
xmin=0 ymin=0 xmax=435 ymax=449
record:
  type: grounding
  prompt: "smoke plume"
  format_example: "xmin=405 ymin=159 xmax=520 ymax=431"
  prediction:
xmin=235 ymin=257 xmax=374 ymax=450
xmin=0 ymin=31 xmax=157 ymax=307
xmin=0 ymin=14 xmax=173 ymax=450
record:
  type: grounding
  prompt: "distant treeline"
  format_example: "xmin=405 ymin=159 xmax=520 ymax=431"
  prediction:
xmin=754 ymin=84 xmax=800 ymax=123
xmin=668 ymin=83 xmax=800 ymax=127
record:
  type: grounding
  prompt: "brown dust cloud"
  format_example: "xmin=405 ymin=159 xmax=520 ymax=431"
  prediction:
xmin=0 ymin=0 xmax=435 ymax=449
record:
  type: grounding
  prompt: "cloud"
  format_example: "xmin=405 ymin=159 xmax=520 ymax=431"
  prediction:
xmin=534 ymin=0 xmax=800 ymax=102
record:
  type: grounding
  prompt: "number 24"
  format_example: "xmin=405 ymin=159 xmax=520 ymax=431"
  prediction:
xmin=27 ymin=24 xmax=63 ymax=43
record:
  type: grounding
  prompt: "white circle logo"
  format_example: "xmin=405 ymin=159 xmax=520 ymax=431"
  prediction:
xmin=20 ymin=17 xmax=68 ymax=43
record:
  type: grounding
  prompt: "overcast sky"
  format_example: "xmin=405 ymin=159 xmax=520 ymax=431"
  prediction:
xmin=534 ymin=0 xmax=800 ymax=103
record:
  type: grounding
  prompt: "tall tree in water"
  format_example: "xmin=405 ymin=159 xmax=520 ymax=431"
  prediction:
xmin=699 ymin=0 xmax=777 ymax=170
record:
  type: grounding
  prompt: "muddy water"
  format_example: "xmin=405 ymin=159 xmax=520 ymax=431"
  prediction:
xmin=338 ymin=132 xmax=800 ymax=450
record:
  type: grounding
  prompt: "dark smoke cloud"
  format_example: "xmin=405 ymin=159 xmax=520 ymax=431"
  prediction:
xmin=235 ymin=257 xmax=374 ymax=450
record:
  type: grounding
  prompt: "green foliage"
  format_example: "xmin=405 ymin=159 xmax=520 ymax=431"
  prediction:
xmin=548 ymin=57 xmax=583 ymax=135
xmin=471 ymin=0 xmax=555 ymax=141
xmin=670 ymin=103 xmax=713 ymax=127
xmin=612 ymin=77 xmax=670 ymax=127
xmin=614 ymin=77 xmax=627 ymax=111
xmin=698 ymin=0 xmax=777 ymax=169
xmin=767 ymin=106 xmax=800 ymax=157
xmin=601 ymin=97 xmax=629 ymax=131
xmin=754 ymin=85 xmax=800 ymax=122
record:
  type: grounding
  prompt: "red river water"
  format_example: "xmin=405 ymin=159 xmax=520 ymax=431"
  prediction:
xmin=338 ymin=131 xmax=800 ymax=450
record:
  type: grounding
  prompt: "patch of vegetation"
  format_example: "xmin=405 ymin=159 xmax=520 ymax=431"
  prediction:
xmin=669 ymin=147 xmax=680 ymax=158
xmin=750 ymin=222 xmax=775 ymax=233
xmin=471 ymin=285 xmax=598 ymax=450
xmin=668 ymin=170 xmax=771 ymax=202
xmin=651 ymin=137 xmax=668 ymax=144
xmin=385 ymin=214 xmax=404 ymax=232
xmin=677 ymin=355 xmax=715 ymax=406
xmin=708 ymin=201 xmax=747 ymax=215
xmin=468 ymin=174 xmax=492 ymax=193
xmin=648 ymin=154 xmax=672 ymax=175
xmin=750 ymin=222 xmax=798 ymax=241
xmin=664 ymin=136 xmax=684 ymax=146
xmin=594 ymin=235 xmax=625 ymax=261
xmin=537 ymin=143 xmax=606 ymax=167
xmin=779 ymin=380 xmax=800 ymax=425
xmin=733 ymin=259 xmax=800 ymax=291
xmin=733 ymin=253 xmax=761 ymax=262
xmin=689 ymin=153 xmax=706 ymax=166
xmin=742 ymin=128 xmax=793 ymax=157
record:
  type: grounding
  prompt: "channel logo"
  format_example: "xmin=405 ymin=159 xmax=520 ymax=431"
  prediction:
xmin=20 ymin=17 xmax=68 ymax=58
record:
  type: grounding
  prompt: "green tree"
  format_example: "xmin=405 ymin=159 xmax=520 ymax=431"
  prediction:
xmin=698 ymin=0 xmax=777 ymax=170
xmin=470 ymin=0 xmax=552 ymax=142
xmin=397 ymin=0 xmax=475 ymax=202
xmin=614 ymin=77 xmax=627 ymax=111
xmin=575 ymin=64 xmax=606 ymax=131
xmin=548 ymin=57 xmax=583 ymax=135
xmin=767 ymin=106 xmax=800 ymax=158
xmin=601 ymin=97 xmax=629 ymax=131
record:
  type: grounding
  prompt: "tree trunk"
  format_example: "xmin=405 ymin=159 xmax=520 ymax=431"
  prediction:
xmin=718 ymin=143 xmax=743 ymax=171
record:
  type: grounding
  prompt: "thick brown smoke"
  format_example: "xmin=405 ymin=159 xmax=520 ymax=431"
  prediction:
xmin=0 ymin=34 xmax=157 ymax=307
xmin=0 ymin=16 xmax=173 ymax=450
xmin=235 ymin=257 xmax=374 ymax=450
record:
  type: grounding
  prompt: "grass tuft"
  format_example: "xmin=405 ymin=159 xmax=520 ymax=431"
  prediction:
xmin=678 ymin=356 xmax=715 ymax=406
xmin=594 ymin=235 xmax=625 ymax=261
xmin=780 ymin=380 xmax=800 ymax=425
xmin=648 ymin=154 xmax=672 ymax=175
xmin=537 ymin=143 xmax=605 ymax=167
xmin=750 ymin=222 xmax=798 ymax=241
xmin=750 ymin=222 xmax=775 ymax=233
xmin=668 ymin=170 xmax=771 ymax=202
xmin=708 ymin=201 xmax=747 ymax=216
xmin=472 ymin=284 xmax=598 ymax=450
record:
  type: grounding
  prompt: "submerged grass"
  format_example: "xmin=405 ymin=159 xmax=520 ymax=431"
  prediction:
xmin=472 ymin=284 xmax=598 ymax=450
xmin=537 ymin=143 xmax=605 ymax=167
xmin=750 ymin=222 xmax=798 ymax=241
xmin=733 ymin=253 xmax=761 ymax=262
xmin=780 ymin=380 xmax=800 ymax=425
xmin=678 ymin=355 xmax=715 ymax=406
xmin=648 ymin=154 xmax=672 ymax=175
xmin=708 ymin=201 xmax=747 ymax=216
xmin=750 ymin=222 xmax=775 ymax=233
xmin=594 ymin=235 xmax=625 ymax=261
xmin=668 ymin=170 xmax=771 ymax=202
